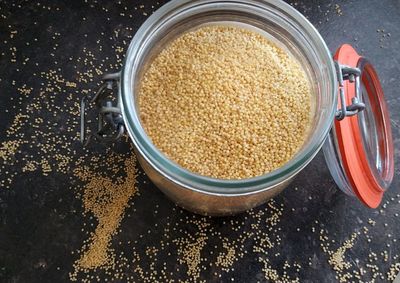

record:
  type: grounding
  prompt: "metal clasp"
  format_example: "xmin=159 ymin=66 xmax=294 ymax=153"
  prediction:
xmin=80 ymin=72 xmax=125 ymax=146
xmin=335 ymin=61 xmax=365 ymax=120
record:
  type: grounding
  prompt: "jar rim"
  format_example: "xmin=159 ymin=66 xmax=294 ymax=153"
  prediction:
xmin=121 ymin=0 xmax=337 ymax=195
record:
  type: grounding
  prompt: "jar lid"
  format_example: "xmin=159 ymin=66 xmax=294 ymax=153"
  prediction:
xmin=322 ymin=44 xmax=394 ymax=208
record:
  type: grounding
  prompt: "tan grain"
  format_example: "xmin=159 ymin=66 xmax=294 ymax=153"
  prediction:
xmin=139 ymin=25 xmax=312 ymax=179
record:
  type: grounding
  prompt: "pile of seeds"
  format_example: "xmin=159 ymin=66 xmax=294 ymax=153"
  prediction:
xmin=139 ymin=25 xmax=312 ymax=179
xmin=70 ymin=155 xmax=138 ymax=279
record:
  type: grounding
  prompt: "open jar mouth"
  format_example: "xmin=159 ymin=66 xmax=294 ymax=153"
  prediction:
xmin=121 ymin=0 xmax=337 ymax=195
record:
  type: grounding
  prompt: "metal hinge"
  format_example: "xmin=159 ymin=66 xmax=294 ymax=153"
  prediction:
xmin=80 ymin=72 xmax=125 ymax=146
xmin=335 ymin=61 xmax=365 ymax=121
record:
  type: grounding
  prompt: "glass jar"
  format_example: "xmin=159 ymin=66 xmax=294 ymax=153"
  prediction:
xmin=81 ymin=0 xmax=394 ymax=215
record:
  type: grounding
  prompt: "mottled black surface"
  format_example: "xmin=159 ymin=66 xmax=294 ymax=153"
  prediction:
xmin=0 ymin=0 xmax=399 ymax=282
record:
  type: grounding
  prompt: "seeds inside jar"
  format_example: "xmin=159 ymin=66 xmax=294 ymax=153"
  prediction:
xmin=138 ymin=25 xmax=312 ymax=180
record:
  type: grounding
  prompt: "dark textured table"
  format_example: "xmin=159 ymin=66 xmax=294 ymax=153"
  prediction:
xmin=1 ymin=0 xmax=399 ymax=282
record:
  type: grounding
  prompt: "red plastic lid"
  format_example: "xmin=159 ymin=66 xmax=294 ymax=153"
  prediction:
xmin=329 ymin=44 xmax=394 ymax=208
